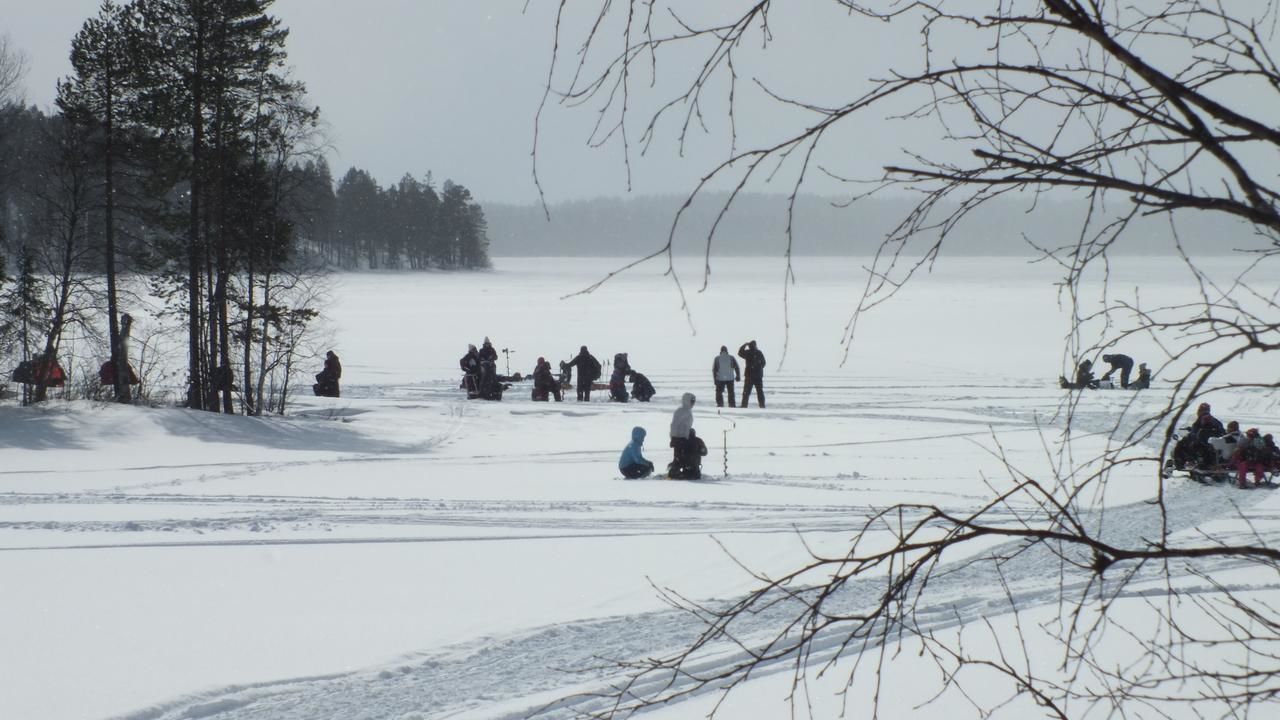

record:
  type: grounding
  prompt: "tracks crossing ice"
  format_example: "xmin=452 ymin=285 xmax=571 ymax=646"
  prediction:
xmin=2 ymin=375 xmax=1276 ymax=720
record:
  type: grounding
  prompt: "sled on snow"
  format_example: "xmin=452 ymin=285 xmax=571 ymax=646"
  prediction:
xmin=1161 ymin=458 xmax=1278 ymax=488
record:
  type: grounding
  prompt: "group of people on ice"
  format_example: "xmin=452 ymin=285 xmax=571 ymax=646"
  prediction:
xmin=450 ymin=339 xmax=766 ymax=479
xmin=457 ymin=339 xmax=767 ymax=412
xmin=458 ymin=342 xmax=656 ymax=404
xmin=557 ymin=347 xmax=657 ymax=404
xmin=712 ymin=341 xmax=766 ymax=408
xmin=1170 ymin=403 xmax=1280 ymax=488
xmin=458 ymin=338 xmax=511 ymax=401
xmin=1061 ymin=352 xmax=1151 ymax=390
xmin=618 ymin=391 xmax=709 ymax=480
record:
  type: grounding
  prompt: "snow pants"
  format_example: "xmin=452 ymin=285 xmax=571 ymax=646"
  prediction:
xmin=741 ymin=374 xmax=764 ymax=408
xmin=715 ymin=380 xmax=736 ymax=407
xmin=621 ymin=462 xmax=654 ymax=479
xmin=1237 ymin=461 xmax=1267 ymax=487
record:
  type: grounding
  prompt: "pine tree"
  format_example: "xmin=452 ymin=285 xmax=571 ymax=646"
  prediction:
xmin=0 ymin=247 xmax=50 ymax=405
xmin=132 ymin=0 xmax=311 ymax=412
xmin=58 ymin=0 xmax=139 ymax=403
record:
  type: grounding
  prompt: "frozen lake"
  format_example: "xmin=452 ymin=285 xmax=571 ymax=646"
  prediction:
xmin=2 ymin=256 xmax=1277 ymax=719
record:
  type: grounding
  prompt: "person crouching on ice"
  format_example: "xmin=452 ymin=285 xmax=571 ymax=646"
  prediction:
xmin=619 ymin=426 xmax=656 ymax=479
xmin=670 ymin=428 xmax=708 ymax=480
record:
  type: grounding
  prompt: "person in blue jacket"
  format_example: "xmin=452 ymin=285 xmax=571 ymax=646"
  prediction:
xmin=619 ymin=426 xmax=656 ymax=479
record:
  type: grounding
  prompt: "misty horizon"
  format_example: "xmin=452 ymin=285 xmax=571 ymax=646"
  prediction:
xmin=485 ymin=192 xmax=1264 ymax=258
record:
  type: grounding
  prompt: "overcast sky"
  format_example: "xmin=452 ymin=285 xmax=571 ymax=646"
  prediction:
xmin=3 ymin=1 xmax=796 ymax=206
xmin=2 ymin=1 xmax=925 ymax=207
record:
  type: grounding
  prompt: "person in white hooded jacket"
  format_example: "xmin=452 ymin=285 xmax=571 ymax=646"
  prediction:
xmin=669 ymin=392 xmax=696 ymax=473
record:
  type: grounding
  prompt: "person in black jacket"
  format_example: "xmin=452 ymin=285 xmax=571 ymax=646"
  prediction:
xmin=313 ymin=350 xmax=342 ymax=397
xmin=1173 ymin=402 xmax=1226 ymax=470
xmin=629 ymin=370 xmax=656 ymax=402
xmin=459 ymin=345 xmax=482 ymax=397
xmin=1100 ymin=353 xmax=1135 ymax=388
xmin=609 ymin=352 xmax=631 ymax=402
xmin=477 ymin=359 xmax=504 ymax=401
xmin=1130 ymin=362 xmax=1151 ymax=390
xmin=478 ymin=337 xmax=498 ymax=363
xmin=566 ymin=346 xmax=601 ymax=401
xmin=738 ymin=340 xmax=766 ymax=408
xmin=1060 ymin=359 xmax=1099 ymax=390
xmin=669 ymin=428 xmax=708 ymax=480
xmin=531 ymin=356 xmax=562 ymax=402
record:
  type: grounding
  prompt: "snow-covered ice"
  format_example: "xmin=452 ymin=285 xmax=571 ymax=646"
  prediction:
xmin=2 ymin=256 xmax=1277 ymax=719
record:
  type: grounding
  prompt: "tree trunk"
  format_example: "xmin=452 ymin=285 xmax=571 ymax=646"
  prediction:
xmin=103 ymin=71 xmax=130 ymax=404
xmin=186 ymin=26 xmax=206 ymax=411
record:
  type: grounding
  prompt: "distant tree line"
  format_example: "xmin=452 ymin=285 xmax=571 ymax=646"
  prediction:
xmin=0 ymin=2 xmax=489 ymax=413
xmin=320 ymin=167 xmax=490 ymax=271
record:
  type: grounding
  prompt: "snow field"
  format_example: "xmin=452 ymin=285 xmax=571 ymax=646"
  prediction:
xmin=2 ymin=256 xmax=1277 ymax=719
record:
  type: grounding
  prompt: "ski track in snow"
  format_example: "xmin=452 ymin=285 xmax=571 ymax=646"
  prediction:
xmin=11 ymin=379 xmax=1253 ymax=720
xmin=102 ymin=482 xmax=1279 ymax=720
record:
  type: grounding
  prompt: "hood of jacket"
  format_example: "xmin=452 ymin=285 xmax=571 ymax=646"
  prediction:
xmin=631 ymin=426 xmax=646 ymax=444
xmin=681 ymin=392 xmax=695 ymax=409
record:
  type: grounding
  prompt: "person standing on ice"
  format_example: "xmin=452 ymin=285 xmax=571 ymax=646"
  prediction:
xmin=1099 ymin=353 xmax=1135 ymax=388
xmin=459 ymin=344 xmax=482 ymax=396
xmin=738 ymin=340 xmax=766 ymax=408
xmin=712 ymin=345 xmax=741 ymax=408
xmin=669 ymin=392 xmax=696 ymax=472
xmin=618 ymin=426 xmax=656 ymax=479
xmin=566 ymin=346 xmax=601 ymax=401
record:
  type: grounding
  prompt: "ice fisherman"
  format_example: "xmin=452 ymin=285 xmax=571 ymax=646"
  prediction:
xmin=670 ymin=429 xmax=708 ymax=480
xmin=477 ymin=358 xmax=505 ymax=401
xmin=532 ymin=356 xmax=562 ymax=402
xmin=565 ymin=346 xmax=601 ymax=402
xmin=1130 ymin=362 xmax=1151 ymax=390
xmin=1100 ymin=353 xmax=1135 ymax=388
xmin=460 ymin=344 xmax=482 ymax=397
xmin=1075 ymin=359 xmax=1096 ymax=389
xmin=618 ymin=426 xmax=655 ymax=479
xmin=1061 ymin=359 xmax=1098 ymax=390
xmin=737 ymin=340 xmax=766 ymax=408
xmin=313 ymin=350 xmax=341 ymax=398
xmin=669 ymin=392 xmax=696 ymax=473
xmin=629 ymin=370 xmax=656 ymax=402
xmin=609 ymin=352 xmax=631 ymax=402
xmin=712 ymin=345 xmax=741 ymax=408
